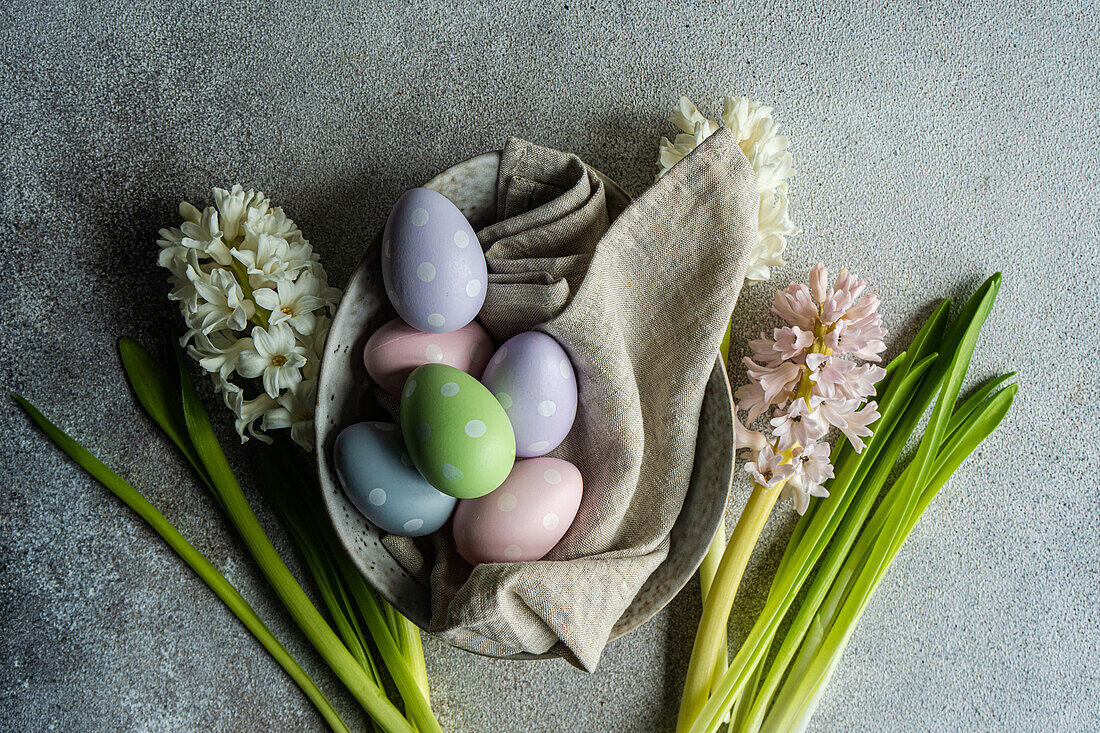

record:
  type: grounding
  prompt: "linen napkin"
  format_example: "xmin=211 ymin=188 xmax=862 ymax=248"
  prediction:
xmin=385 ymin=128 xmax=757 ymax=670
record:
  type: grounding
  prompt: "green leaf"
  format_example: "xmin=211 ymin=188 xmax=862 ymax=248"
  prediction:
xmin=118 ymin=338 xmax=213 ymax=492
xmin=757 ymin=276 xmax=1008 ymax=733
xmin=741 ymin=351 xmax=941 ymax=730
xmin=13 ymin=394 xmax=350 ymax=733
xmin=266 ymin=450 xmax=441 ymax=733
xmin=944 ymin=372 xmax=1016 ymax=442
xmin=173 ymin=349 xmax=416 ymax=733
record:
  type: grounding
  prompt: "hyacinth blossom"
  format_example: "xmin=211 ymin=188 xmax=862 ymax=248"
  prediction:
xmin=734 ymin=264 xmax=888 ymax=514
xmin=156 ymin=185 xmax=341 ymax=449
xmin=656 ymin=96 xmax=801 ymax=283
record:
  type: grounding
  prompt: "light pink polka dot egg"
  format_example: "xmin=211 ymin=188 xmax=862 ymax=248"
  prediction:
xmin=364 ymin=316 xmax=493 ymax=395
xmin=452 ymin=457 xmax=583 ymax=564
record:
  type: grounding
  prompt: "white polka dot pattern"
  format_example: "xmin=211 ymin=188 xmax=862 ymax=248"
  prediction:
xmin=425 ymin=344 xmax=444 ymax=362
xmin=415 ymin=422 xmax=431 ymax=442
xmin=464 ymin=419 xmax=487 ymax=438
xmin=440 ymin=382 xmax=460 ymax=397
xmin=441 ymin=463 xmax=464 ymax=481
xmin=450 ymin=457 xmax=582 ymax=565
xmin=333 ymin=421 xmax=457 ymax=541
xmin=427 ymin=313 xmax=445 ymax=328
xmin=478 ymin=331 xmax=578 ymax=459
xmin=403 ymin=379 xmax=417 ymax=398
xmin=496 ymin=392 xmax=513 ymax=409
xmin=381 ymin=187 xmax=486 ymax=334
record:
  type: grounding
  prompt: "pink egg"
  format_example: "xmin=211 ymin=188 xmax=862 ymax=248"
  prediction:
xmin=453 ymin=457 xmax=583 ymax=564
xmin=364 ymin=317 xmax=493 ymax=394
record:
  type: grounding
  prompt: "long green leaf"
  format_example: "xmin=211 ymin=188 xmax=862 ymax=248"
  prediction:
xmin=173 ymin=350 xmax=415 ymax=733
xmin=13 ymin=395 xmax=350 ymax=733
xmin=944 ymin=372 xmax=1016 ymax=443
xmin=118 ymin=338 xmax=214 ymax=493
xmin=760 ymin=275 xmax=1004 ymax=732
xmin=740 ymin=352 xmax=941 ymax=730
xmin=269 ymin=451 xmax=442 ymax=733
xmin=761 ymin=383 xmax=1016 ymax=732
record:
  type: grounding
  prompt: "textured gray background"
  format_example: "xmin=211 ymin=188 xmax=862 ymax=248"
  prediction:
xmin=2 ymin=0 xmax=1097 ymax=731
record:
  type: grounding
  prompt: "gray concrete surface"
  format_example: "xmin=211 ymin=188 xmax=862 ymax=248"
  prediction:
xmin=2 ymin=1 xmax=1097 ymax=730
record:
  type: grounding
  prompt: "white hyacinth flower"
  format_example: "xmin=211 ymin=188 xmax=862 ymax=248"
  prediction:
xmin=183 ymin=266 xmax=254 ymax=338
xmin=157 ymin=185 xmax=340 ymax=450
xmin=220 ymin=381 xmax=278 ymax=445
xmin=263 ymin=379 xmax=318 ymax=451
xmin=656 ymin=96 xmax=800 ymax=283
xmin=237 ymin=323 xmax=309 ymax=399
xmin=253 ymin=271 xmax=325 ymax=336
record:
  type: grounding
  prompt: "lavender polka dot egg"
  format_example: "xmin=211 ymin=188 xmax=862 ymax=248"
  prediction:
xmin=381 ymin=187 xmax=487 ymax=334
xmin=480 ymin=331 xmax=578 ymax=457
xmin=453 ymin=457 xmax=583 ymax=564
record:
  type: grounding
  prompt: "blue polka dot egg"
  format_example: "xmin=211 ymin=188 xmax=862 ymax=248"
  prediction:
xmin=381 ymin=187 xmax=487 ymax=334
xmin=334 ymin=421 xmax=457 ymax=537
xmin=400 ymin=363 xmax=516 ymax=499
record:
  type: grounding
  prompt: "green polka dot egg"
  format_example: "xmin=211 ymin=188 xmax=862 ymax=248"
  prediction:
xmin=400 ymin=363 xmax=516 ymax=499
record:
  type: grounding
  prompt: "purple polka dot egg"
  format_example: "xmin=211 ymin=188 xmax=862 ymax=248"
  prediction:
xmin=480 ymin=331 xmax=578 ymax=458
xmin=453 ymin=457 xmax=583 ymax=564
xmin=381 ymin=187 xmax=487 ymax=334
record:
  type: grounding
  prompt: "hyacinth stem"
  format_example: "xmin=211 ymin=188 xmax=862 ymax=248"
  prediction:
xmin=262 ymin=451 xmax=440 ymax=733
xmin=676 ymin=482 xmax=782 ymax=733
xmin=12 ymin=395 xmax=351 ymax=733
xmin=700 ymin=337 xmax=735 ymax=698
xmin=174 ymin=352 xmax=415 ymax=733
xmin=698 ymin=517 xmax=729 ymax=692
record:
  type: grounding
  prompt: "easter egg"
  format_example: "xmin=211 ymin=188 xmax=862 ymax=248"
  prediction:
xmin=334 ymin=421 xmax=457 ymax=537
xmin=480 ymin=331 xmax=578 ymax=458
xmin=453 ymin=457 xmax=583 ymax=564
xmin=400 ymin=363 xmax=515 ymax=499
xmin=364 ymin=317 xmax=493 ymax=395
xmin=381 ymin=187 xmax=487 ymax=334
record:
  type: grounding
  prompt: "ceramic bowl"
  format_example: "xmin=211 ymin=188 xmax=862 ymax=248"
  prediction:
xmin=314 ymin=152 xmax=733 ymax=659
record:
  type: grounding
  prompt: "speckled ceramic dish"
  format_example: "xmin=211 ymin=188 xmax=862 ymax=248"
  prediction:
xmin=314 ymin=152 xmax=734 ymax=660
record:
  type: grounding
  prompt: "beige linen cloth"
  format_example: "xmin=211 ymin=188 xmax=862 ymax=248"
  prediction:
xmin=384 ymin=128 xmax=757 ymax=671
